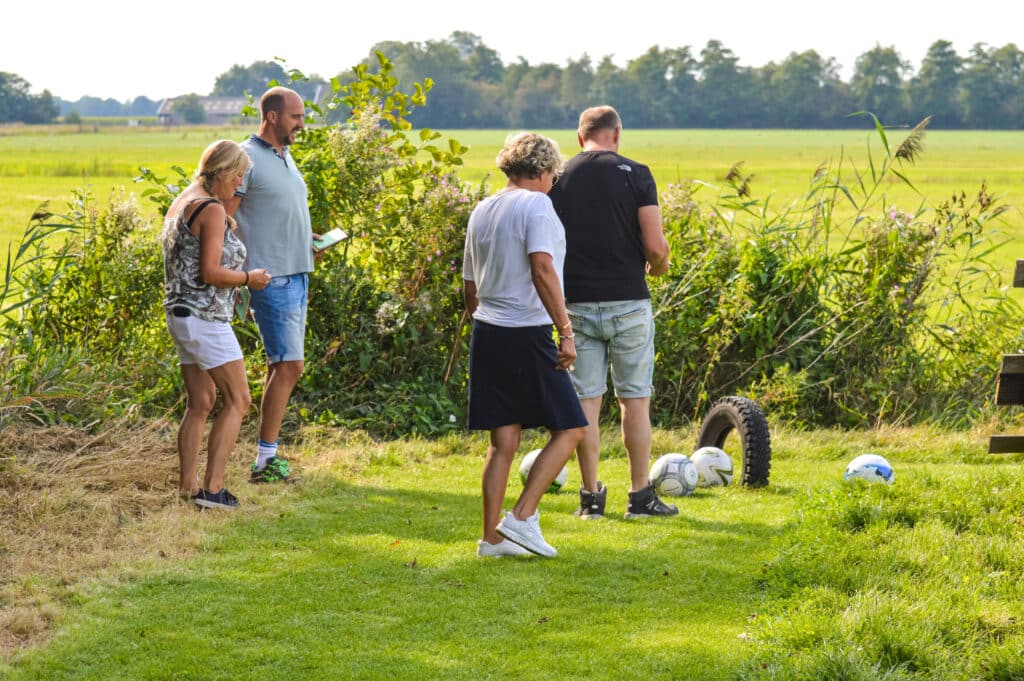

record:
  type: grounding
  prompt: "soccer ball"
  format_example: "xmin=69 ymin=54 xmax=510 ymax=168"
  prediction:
xmin=650 ymin=453 xmax=699 ymax=497
xmin=691 ymin=446 xmax=734 ymax=487
xmin=519 ymin=448 xmax=568 ymax=494
xmin=844 ymin=454 xmax=895 ymax=484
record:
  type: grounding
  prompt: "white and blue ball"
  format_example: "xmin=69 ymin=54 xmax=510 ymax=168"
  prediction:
xmin=519 ymin=448 xmax=568 ymax=494
xmin=844 ymin=454 xmax=894 ymax=484
xmin=650 ymin=453 xmax=699 ymax=497
xmin=690 ymin=446 xmax=734 ymax=487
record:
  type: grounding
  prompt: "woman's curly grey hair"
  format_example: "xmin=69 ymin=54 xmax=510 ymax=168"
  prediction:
xmin=496 ymin=132 xmax=563 ymax=180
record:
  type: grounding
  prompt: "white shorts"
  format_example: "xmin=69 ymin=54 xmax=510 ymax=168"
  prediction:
xmin=165 ymin=309 xmax=244 ymax=370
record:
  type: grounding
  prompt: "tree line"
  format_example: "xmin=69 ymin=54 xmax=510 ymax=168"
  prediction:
xmin=347 ymin=33 xmax=1024 ymax=129
xmin=3 ymin=33 xmax=1023 ymax=128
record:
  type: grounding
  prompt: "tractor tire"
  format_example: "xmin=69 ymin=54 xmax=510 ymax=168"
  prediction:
xmin=696 ymin=396 xmax=771 ymax=487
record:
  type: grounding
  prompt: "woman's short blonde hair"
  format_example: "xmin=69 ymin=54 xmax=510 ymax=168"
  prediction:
xmin=196 ymin=139 xmax=251 ymax=193
xmin=496 ymin=132 xmax=563 ymax=180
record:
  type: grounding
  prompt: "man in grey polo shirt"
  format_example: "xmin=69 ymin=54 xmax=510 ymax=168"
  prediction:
xmin=227 ymin=86 xmax=314 ymax=484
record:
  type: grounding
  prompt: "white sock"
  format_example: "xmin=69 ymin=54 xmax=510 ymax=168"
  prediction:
xmin=255 ymin=439 xmax=278 ymax=469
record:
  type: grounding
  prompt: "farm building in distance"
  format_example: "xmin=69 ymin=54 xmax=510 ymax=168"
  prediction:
xmin=156 ymin=97 xmax=248 ymax=126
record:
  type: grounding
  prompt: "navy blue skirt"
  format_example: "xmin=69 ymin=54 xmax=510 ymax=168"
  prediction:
xmin=468 ymin=320 xmax=588 ymax=431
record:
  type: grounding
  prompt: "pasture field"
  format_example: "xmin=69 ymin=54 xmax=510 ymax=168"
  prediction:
xmin=3 ymin=126 xmax=1022 ymax=270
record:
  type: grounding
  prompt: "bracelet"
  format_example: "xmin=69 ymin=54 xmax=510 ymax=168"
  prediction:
xmin=560 ymin=334 xmax=574 ymax=340
xmin=243 ymin=271 xmax=249 ymax=286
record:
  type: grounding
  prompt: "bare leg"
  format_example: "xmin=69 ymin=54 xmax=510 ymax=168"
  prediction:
xmin=512 ymin=426 xmax=585 ymax=519
xmin=178 ymin=364 xmax=215 ymax=496
xmin=576 ymin=396 xmax=603 ymax=492
xmin=203 ymin=359 xmax=252 ymax=492
xmin=619 ymin=396 xmax=653 ymax=492
xmin=482 ymin=425 xmax=521 ymax=544
xmin=259 ymin=359 xmax=303 ymax=444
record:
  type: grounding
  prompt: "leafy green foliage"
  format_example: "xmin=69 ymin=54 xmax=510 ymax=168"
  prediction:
xmin=292 ymin=53 xmax=482 ymax=437
xmin=652 ymin=116 xmax=1023 ymax=427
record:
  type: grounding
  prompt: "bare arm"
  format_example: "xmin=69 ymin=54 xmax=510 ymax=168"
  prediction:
xmin=222 ymin=193 xmax=242 ymax=217
xmin=463 ymin=279 xmax=479 ymax=316
xmin=197 ymin=205 xmax=270 ymax=289
xmin=638 ymin=205 xmax=670 ymax=276
xmin=529 ymin=252 xmax=575 ymax=370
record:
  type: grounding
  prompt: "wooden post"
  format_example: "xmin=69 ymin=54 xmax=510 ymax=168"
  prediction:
xmin=1014 ymin=259 xmax=1024 ymax=288
xmin=989 ymin=264 xmax=1024 ymax=452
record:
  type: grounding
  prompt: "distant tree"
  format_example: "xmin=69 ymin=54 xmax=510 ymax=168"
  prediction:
xmin=450 ymin=31 xmax=504 ymax=83
xmin=851 ymin=44 xmax=910 ymax=123
xmin=128 ymin=95 xmax=158 ymax=116
xmin=587 ymin=56 xmax=647 ymax=127
xmin=767 ymin=50 xmax=850 ymax=127
xmin=909 ymin=40 xmax=963 ymax=128
xmin=212 ymin=60 xmax=289 ymax=96
xmin=508 ymin=64 xmax=567 ymax=128
xmin=697 ymin=40 xmax=757 ymax=127
xmin=662 ymin=47 xmax=700 ymax=127
xmin=0 ymin=71 xmax=58 ymax=123
xmin=64 ymin=109 xmax=81 ymax=124
xmin=74 ymin=96 xmax=124 ymax=117
xmin=961 ymin=42 xmax=1024 ymax=128
xmin=560 ymin=55 xmax=594 ymax=118
xmin=625 ymin=46 xmax=679 ymax=127
xmin=174 ymin=93 xmax=206 ymax=124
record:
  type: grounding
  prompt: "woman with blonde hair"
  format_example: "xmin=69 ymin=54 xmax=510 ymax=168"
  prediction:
xmin=463 ymin=132 xmax=587 ymax=557
xmin=162 ymin=139 xmax=272 ymax=509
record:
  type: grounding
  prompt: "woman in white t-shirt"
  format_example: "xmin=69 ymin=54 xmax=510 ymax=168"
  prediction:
xmin=463 ymin=132 xmax=587 ymax=558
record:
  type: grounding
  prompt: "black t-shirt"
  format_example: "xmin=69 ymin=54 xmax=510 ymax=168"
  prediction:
xmin=549 ymin=150 xmax=659 ymax=304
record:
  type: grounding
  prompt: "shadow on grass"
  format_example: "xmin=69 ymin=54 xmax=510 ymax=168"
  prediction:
xmin=4 ymin=469 xmax=794 ymax=681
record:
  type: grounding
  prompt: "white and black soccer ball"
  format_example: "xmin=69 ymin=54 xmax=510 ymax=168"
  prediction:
xmin=844 ymin=454 xmax=894 ymax=484
xmin=690 ymin=446 xmax=734 ymax=487
xmin=519 ymin=448 xmax=568 ymax=494
xmin=650 ymin=453 xmax=699 ymax=497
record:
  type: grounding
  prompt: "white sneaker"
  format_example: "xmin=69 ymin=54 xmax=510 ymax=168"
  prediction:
xmin=496 ymin=510 xmax=557 ymax=557
xmin=476 ymin=539 xmax=533 ymax=558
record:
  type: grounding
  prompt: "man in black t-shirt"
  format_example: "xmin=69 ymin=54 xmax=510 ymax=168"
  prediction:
xmin=549 ymin=106 xmax=675 ymax=520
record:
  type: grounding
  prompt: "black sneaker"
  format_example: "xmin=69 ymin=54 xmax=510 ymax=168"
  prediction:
xmin=624 ymin=483 xmax=678 ymax=519
xmin=574 ymin=483 xmax=607 ymax=520
xmin=193 ymin=488 xmax=239 ymax=510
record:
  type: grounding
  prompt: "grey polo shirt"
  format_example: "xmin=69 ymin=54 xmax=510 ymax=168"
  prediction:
xmin=235 ymin=134 xmax=314 ymax=277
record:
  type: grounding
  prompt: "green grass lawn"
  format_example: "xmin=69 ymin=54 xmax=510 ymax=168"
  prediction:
xmin=3 ymin=427 xmax=1022 ymax=679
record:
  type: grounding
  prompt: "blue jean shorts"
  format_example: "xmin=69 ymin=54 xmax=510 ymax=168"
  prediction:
xmin=248 ymin=272 xmax=308 ymax=364
xmin=567 ymin=299 xmax=655 ymax=400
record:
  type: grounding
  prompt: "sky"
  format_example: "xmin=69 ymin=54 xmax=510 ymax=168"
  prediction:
xmin=5 ymin=0 xmax=1019 ymax=102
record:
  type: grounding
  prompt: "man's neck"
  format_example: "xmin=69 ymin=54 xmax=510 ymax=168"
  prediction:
xmin=257 ymin=128 xmax=284 ymax=153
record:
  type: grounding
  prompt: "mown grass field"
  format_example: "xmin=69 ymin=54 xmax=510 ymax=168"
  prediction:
xmin=4 ymin=424 xmax=1023 ymax=679
xmin=3 ymin=125 xmax=1022 ymax=270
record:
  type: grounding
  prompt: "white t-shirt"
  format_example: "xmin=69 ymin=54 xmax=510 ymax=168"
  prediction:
xmin=463 ymin=189 xmax=566 ymax=328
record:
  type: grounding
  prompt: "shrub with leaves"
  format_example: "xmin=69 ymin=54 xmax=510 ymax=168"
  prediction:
xmin=652 ymin=115 xmax=1023 ymax=427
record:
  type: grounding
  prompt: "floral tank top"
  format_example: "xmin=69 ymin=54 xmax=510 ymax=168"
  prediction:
xmin=162 ymin=197 xmax=246 ymax=323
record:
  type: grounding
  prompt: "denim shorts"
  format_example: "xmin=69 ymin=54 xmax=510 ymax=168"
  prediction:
xmin=248 ymin=273 xmax=308 ymax=364
xmin=567 ymin=299 xmax=655 ymax=400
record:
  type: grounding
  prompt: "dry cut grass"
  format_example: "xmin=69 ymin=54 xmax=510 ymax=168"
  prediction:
xmin=0 ymin=417 xmax=471 ymax=660
xmin=0 ymin=418 xmax=207 ymax=657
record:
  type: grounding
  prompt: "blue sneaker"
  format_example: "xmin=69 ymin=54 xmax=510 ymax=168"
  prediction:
xmin=193 ymin=488 xmax=239 ymax=510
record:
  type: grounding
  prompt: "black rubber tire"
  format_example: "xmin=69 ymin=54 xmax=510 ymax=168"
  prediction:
xmin=696 ymin=396 xmax=771 ymax=487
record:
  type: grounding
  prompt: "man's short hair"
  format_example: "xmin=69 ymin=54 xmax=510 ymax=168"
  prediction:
xmin=578 ymin=106 xmax=621 ymax=140
xmin=260 ymin=89 xmax=289 ymax=120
